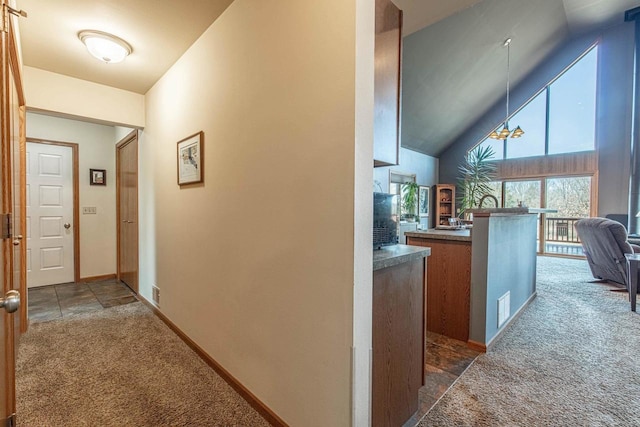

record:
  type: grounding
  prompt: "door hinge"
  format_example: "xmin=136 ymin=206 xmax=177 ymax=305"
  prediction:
xmin=1 ymin=213 xmax=11 ymax=240
xmin=2 ymin=3 xmax=27 ymax=33
xmin=5 ymin=413 xmax=15 ymax=427
xmin=1 ymin=2 xmax=6 ymax=33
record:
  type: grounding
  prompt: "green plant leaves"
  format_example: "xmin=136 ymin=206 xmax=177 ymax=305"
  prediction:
xmin=457 ymin=145 xmax=497 ymax=214
xmin=401 ymin=182 xmax=419 ymax=218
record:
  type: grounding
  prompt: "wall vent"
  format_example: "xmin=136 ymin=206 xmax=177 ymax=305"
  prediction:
xmin=497 ymin=291 xmax=510 ymax=328
xmin=152 ymin=286 xmax=160 ymax=306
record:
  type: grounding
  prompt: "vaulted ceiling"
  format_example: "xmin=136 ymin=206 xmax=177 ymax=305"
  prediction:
xmin=15 ymin=0 xmax=640 ymax=154
xmin=399 ymin=0 xmax=640 ymax=156
xmin=16 ymin=0 xmax=476 ymax=96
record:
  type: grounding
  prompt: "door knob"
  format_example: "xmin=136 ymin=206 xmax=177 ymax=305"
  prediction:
xmin=0 ymin=290 xmax=20 ymax=313
xmin=12 ymin=239 xmax=19 ymax=246
xmin=64 ymin=223 xmax=71 ymax=229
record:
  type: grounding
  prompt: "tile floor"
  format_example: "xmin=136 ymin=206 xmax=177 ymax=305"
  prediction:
xmin=405 ymin=331 xmax=480 ymax=426
xmin=28 ymin=279 xmax=138 ymax=323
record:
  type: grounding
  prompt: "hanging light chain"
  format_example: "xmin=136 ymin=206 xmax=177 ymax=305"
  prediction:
xmin=505 ymin=38 xmax=511 ymax=130
xmin=489 ymin=37 xmax=524 ymax=140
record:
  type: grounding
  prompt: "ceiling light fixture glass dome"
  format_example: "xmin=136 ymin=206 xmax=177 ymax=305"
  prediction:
xmin=78 ymin=30 xmax=132 ymax=64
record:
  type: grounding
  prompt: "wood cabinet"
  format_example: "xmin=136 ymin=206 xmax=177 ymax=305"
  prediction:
xmin=435 ymin=184 xmax=456 ymax=226
xmin=407 ymin=236 xmax=471 ymax=342
xmin=372 ymin=258 xmax=424 ymax=427
xmin=373 ymin=0 xmax=402 ymax=167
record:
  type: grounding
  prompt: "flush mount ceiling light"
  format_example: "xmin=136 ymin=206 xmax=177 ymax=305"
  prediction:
xmin=78 ymin=30 xmax=132 ymax=64
xmin=489 ymin=38 xmax=525 ymax=140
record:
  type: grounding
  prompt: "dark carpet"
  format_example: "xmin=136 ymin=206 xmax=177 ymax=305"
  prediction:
xmin=16 ymin=302 xmax=269 ymax=426
xmin=419 ymin=256 xmax=640 ymax=426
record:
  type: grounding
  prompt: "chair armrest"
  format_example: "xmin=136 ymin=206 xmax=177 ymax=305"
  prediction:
xmin=631 ymin=244 xmax=640 ymax=253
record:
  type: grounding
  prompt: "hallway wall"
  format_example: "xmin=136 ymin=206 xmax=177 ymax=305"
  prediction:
xmin=26 ymin=112 xmax=117 ymax=279
xmin=140 ymin=1 xmax=367 ymax=425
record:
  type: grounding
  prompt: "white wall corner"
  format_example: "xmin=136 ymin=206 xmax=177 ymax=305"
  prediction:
xmin=353 ymin=0 xmax=375 ymax=424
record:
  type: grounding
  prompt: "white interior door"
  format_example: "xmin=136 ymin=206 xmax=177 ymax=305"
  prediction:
xmin=26 ymin=142 xmax=74 ymax=287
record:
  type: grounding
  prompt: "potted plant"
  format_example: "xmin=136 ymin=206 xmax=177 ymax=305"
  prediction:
xmin=457 ymin=145 xmax=497 ymax=217
xmin=401 ymin=182 xmax=420 ymax=221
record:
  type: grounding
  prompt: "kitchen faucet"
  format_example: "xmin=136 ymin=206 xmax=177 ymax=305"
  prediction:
xmin=478 ymin=194 xmax=499 ymax=208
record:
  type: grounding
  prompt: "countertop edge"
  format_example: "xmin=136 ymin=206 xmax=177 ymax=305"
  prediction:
xmin=373 ymin=244 xmax=431 ymax=271
xmin=405 ymin=230 xmax=472 ymax=242
xmin=467 ymin=207 xmax=558 ymax=216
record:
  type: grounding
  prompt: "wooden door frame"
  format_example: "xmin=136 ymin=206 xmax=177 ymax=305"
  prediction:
xmin=18 ymin=107 xmax=26 ymax=333
xmin=25 ymin=138 xmax=81 ymax=284
xmin=8 ymin=18 xmax=27 ymax=335
xmin=2 ymin=1 xmax=26 ymax=418
xmin=116 ymin=130 xmax=139 ymax=291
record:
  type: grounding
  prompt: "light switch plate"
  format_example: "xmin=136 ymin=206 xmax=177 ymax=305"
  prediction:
xmin=82 ymin=207 xmax=97 ymax=214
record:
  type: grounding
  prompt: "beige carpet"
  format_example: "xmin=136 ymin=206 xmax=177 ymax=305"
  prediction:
xmin=419 ymin=256 xmax=640 ymax=426
xmin=17 ymin=302 xmax=270 ymax=427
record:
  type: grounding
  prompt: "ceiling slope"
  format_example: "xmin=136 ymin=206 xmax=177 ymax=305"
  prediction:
xmin=18 ymin=0 xmax=234 ymax=94
xmin=392 ymin=0 xmax=482 ymax=36
xmin=399 ymin=0 xmax=639 ymax=156
xmin=401 ymin=0 xmax=569 ymax=156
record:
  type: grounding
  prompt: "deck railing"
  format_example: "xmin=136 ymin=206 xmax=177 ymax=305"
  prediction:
xmin=545 ymin=217 xmax=582 ymax=243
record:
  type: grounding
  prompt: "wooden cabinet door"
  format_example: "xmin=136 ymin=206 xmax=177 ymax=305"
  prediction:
xmin=372 ymin=259 xmax=424 ymax=426
xmin=373 ymin=0 xmax=402 ymax=167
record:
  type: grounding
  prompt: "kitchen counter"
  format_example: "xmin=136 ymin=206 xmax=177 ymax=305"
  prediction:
xmin=373 ymin=244 xmax=431 ymax=271
xmin=405 ymin=229 xmax=471 ymax=242
xmin=406 ymin=211 xmax=538 ymax=350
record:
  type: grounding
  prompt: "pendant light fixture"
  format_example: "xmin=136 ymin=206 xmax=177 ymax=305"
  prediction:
xmin=489 ymin=38 xmax=524 ymax=140
xmin=78 ymin=30 xmax=132 ymax=64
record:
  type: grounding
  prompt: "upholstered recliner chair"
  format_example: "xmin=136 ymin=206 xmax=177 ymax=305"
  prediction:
xmin=575 ymin=217 xmax=640 ymax=289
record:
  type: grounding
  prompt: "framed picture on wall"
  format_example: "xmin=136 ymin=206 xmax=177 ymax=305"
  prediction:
xmin=177 ymin=131 xmax=204 ymax=186
xmin=419 ymin=185 xmax=429 ymax=217
xmin=90 ymin=169 xmax=106 ymax=186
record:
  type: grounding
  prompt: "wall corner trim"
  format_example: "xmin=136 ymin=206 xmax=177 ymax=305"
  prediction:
xmin=137 ymin=296 xmax=289 ymax=427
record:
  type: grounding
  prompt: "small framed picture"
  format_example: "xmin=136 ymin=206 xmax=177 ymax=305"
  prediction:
xmin=90 ymin=169 xmax=106 ymax=186
xmin=419 ymin=185 xmax=429 ymax=217
xmin=177 ymin=131 xmax=204 ymax=186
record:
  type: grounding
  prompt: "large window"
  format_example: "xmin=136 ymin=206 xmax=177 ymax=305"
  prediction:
xmin=506 ymin=93 xmax=546 ymax=159
xmin=476 ymin=45 xmax=598 ymax=159
xmin=504 ymin=180 xmax=541 ymax=209
xmin=548 ymin=49 xmax=597 ymax=154
xmin=482 ymin=177 xmax=593 ymax=256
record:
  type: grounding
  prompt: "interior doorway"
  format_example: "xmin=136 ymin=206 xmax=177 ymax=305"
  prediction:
xmin=116 ymin=131 xmax=139 ymax=293
xmin=25 ymin=140 xmax=79 ymax=287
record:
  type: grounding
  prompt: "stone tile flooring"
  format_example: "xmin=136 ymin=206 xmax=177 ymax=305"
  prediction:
xmin=28 ymin=279 xmax=137 ymax=323
xmin=404 ymin=332 xmax=480 ymax=426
